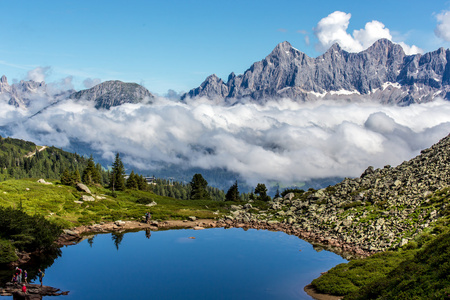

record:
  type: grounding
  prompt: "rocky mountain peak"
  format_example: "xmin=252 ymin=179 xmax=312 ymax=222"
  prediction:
xmin=70 ymin=80 xmax=154 ymax=109
xmin=0 ymin=75 xmax=10 ymax=93
xmin=183 ymin=39 xmax=450 ymax=105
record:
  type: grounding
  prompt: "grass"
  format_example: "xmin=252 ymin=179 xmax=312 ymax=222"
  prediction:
xmin=312 ymin=221 xmax=450 ymax=299
xmin=0 ymin=178 xmax=231 ymax=229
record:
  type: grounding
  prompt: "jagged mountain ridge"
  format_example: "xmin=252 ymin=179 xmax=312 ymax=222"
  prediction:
xmin=70 ymin=80 xmax=154 ymax=109
xmin=182 ymin=39 xmax=450 ymax=105
xmin=0 ymin=75 xmax=73 ymax=108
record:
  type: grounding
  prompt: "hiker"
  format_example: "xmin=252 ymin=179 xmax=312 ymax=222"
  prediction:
xmin=37 ymin=269 xmax=45 ymax=286
xmin=145 ymin=211 xmax=151 ymax=223
xmin=24 ymin=270 xmax=28 ymax=284
xmin=11 ymin=274 xmax=17 ymax=284
xmin=22 ymin=284 xmax=27 ymax=294
xmin=15 ymin=267 xmax=22 ymax=284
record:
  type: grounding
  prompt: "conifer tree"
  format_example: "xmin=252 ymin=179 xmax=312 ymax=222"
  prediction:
xmin=189 ymin=173 xmax=210 ymax=200
xmin=126 ymin=171 xmax=138 ymax=189
xmin=254 ymin=183 xmax=270 ymax=201
xmin=225 ymin=180 xmax=239 ymax=202
xmin=82 ymin=155 xmax=101 ymax=185
xmin=110 ymin=153 xmax=125 ymax=191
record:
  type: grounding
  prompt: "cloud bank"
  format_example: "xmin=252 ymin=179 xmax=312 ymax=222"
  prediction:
xmin=314 ymin=11 xmax=423 ymax=55
xmin=3 ymin=96 xmax=450 ymax=186
xmin=435 ymin=10 xmax=450 ymax=42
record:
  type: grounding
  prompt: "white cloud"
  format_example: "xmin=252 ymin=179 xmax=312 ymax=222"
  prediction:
xmin=4 ymin=96 xmax=450 ymax=186
xmin=435 ymin=10 xmax=450 ymax=41
xmin=314 ymin=11 xmax=423 ymax=54
xmin=27 ymin=66 xmax=51 ymax=82
xmin=353 ymin=20 xmax=392 ymax=49
xmin=313 ymin=11 xmax=363 ymax=52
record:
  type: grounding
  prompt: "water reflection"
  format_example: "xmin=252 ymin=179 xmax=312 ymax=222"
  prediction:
xmin=0 ymin=247 xmax=62 ymax=286
xmin=1 ymin=228 xmax=347 ymax=300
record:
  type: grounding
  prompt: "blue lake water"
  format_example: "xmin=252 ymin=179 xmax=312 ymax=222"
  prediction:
xmin=3 ymin=228 xmax=347 ymax=299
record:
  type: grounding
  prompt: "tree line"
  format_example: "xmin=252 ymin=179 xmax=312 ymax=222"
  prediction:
xmin=0 ymin=136 xmax=278 ymax=202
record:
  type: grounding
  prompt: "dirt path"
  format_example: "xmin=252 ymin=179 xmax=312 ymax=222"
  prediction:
xmin=25 ymin=146 xmax=48 ymax=158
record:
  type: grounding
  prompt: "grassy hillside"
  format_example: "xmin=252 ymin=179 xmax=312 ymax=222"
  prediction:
xmin=0 ymin=178 xmax=238 ymax=265
xmin=0 ymin=178 xmax=230 ymax=229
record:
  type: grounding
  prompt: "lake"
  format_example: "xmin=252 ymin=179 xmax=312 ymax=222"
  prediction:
xmin=2 ymin=228 xmax=347 ymax=299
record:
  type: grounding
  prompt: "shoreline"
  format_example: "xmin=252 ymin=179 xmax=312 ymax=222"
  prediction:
xmin=14 ymin=218 xmax=357 ymax=300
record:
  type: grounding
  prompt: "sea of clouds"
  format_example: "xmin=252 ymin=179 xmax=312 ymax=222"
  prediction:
xmin=2 ymin=95 xmax=450 ymax=187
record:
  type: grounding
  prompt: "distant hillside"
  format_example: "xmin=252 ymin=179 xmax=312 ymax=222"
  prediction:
xmin=183 ymin=39 xmax=450 ymax=105
xmin=0 ymin=135 xmax=102 ymax=182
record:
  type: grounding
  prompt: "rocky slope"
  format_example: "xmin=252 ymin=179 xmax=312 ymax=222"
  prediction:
xmin=70 ymin=80 xmax=154 ymax=109
xmin=183 ymin=39 xmax=450 ymax=105
xmin=225 ymin=133 xmax=450 ymax=255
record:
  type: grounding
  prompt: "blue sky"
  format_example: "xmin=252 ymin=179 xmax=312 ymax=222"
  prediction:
xmin=1 ymin=0 xmax=450 ymax=95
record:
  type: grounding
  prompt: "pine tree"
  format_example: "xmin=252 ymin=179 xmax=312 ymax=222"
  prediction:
xmin=255 ymin=183 xmax=270 ymax=201
xmin=126 ymin=171 xmax=138 ymax=190
xmin=82 ymin=155 xmax=101 ymax=185
xmin=190 ymin=173 xmax=210 ymax=200
xmin=110 ymin=153 xmax=125 ymax=191
xmin=225 ymin=180 xmax=239 ymax=202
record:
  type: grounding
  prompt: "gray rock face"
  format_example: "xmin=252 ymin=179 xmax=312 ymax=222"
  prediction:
xmin=182 ymin=39 xmax=450 ymax=105
xmin=70 ymin=80 xmax=154 ymax=109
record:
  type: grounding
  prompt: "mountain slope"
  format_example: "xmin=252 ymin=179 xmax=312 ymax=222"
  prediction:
xmin=230 ymin=133 xmax=450 ymax=253
xmin=70 ymin=80 xmax=154 ymax=109
xmin=183 ymin=39 xmax=450 ymax=105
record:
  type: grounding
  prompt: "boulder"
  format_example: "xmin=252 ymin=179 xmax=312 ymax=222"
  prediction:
xmin=80 ymin=195 xmax=95 ymax=202
xmin=284 ymin=193 xmax=295 ymax=200
xmin=37 ymin=179 xmax=52 ymax=185
xmin=76 ymin=183 xmax=91 ymax=194
xmin=114 ymin=220 xmax=126 ymax=226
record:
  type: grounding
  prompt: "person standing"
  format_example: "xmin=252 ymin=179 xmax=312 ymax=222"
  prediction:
xmin=21 ymin=284 xmax=27 ymax=294
xmin=24 ymin=270 xmax=28 ymax=284
xmin=15 ymin=267 xmax=22 ymax=284
xmin=37 ymin=269 xmax=45 ymax=286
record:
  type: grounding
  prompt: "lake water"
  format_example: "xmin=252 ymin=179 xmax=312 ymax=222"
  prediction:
xmin=2 ymin=228 xmax=347 ymax=299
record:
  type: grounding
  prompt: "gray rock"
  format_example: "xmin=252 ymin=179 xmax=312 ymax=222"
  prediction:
xmin=80 ymin=195 xmax=95 ymax=202
xmin=284 ymin=193 xmax=295 ymax=200
xmin=76 ymin=183 xmax=91 ymax=194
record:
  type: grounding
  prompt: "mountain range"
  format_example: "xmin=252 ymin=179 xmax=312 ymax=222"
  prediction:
xmin=0 ymin=77 xmax=154 ymax=110
xmin=1 ymin=39 xmax=449 ymax=108
xmin=182 ymin=39 xmax=450 ymax=105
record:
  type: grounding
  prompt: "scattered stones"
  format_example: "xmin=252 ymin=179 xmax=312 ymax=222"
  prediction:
xmin=222 ymin=134 xmax=450 ymax=255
